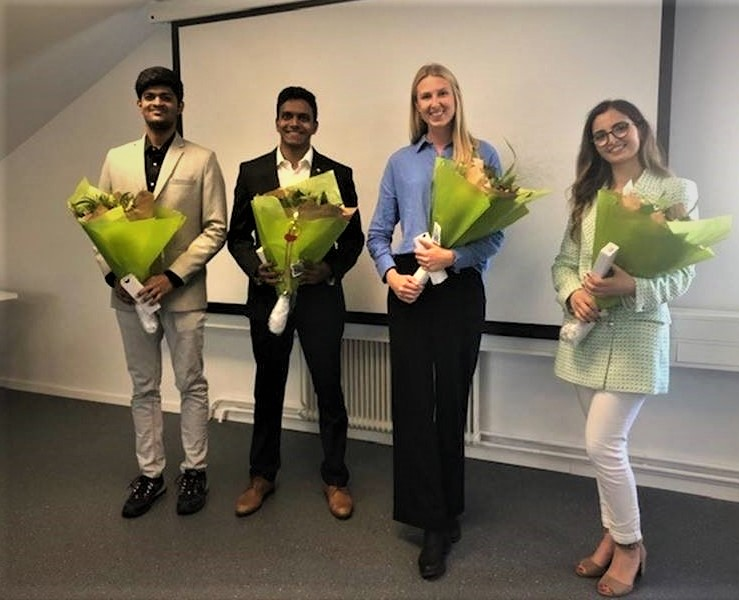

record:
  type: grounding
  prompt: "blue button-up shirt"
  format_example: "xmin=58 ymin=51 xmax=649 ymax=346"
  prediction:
xmin=367 ymin=137 xmax=505 ymax=280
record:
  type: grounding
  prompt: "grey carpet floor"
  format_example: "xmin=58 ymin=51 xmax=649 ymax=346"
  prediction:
xmin=1 ymin=388 xmax=738 ymax=599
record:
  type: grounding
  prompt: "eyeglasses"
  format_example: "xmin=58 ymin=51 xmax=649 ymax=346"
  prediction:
xmin=592 ymin=121 xmax=633 ymax=147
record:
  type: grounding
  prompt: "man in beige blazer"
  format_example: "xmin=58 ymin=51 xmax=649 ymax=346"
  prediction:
xmin=97 ymin=66 xmax=227 ymax=518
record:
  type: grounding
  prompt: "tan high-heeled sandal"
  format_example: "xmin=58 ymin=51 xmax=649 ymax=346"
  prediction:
xmin=576 ymin=556 xmax=609 ymax=578
xmin=597 ymin=540 xmax=647 ymax=598
xmin=575 ymin=529 xmax=614 ymax=578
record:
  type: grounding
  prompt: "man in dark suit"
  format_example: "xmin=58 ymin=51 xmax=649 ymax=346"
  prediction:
xmin=227 ymin=86 xmax=364 ymax=520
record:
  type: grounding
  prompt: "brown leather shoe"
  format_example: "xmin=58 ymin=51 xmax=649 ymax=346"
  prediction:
xmin=235 ymin=476 xmax=275 ymax=517
xmin=324 ymin=484 xmax=353 ymax=519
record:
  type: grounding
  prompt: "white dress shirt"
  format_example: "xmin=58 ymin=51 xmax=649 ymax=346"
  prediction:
xmin=277 ymin=146 xmax=313 ymax=187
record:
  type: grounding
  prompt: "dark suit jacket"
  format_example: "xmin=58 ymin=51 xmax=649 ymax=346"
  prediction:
xmin=227 ymin=148 xmax=364 ymax=313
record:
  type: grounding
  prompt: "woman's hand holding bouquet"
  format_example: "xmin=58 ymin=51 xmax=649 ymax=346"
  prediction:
xmin=412 ymin=229 xmax=450 ymax=285
xmin=416 ymin=143 xmax=549 ymax=286
xmin=559 ymin=242 xmax=619 ymax=345
xmin=561 ymin=178 xmax=732 ymax=346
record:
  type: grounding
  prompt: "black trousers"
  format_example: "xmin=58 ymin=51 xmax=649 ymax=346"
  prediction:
xmin=247 ymin=282 xmax=349 ymax=486
xmin=388 ymin=255 xmax=484 ymax=530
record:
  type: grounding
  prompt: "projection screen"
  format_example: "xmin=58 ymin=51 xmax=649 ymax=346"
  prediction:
xmin=174 ymin=0 xmax=668 ymax=336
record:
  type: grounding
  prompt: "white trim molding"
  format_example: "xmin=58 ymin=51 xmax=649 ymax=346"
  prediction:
xmin=671 ymin=308 xmax=739 ymax=372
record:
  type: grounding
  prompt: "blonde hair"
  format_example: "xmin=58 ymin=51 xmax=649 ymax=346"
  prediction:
xmin=409 ymin=63 xmax=476 ymax=164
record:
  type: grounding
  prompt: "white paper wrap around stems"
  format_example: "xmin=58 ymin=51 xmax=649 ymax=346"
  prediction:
xmin=559 ymin=310 xmax=608 ymax=346
xmin=255 ymin=246 xmax=292 ymax=335
xmin=559 ymin=242 xmax=619 ymax=347
xmin=120 ymin=273 xmax=160 ymax=334
xmin=134 ymin=302 xmax=159 ymax=334
xmin=268 ymin=293 xmax=290 ymax=335
xmin=412 ymin=266 xmax=447 ymax=285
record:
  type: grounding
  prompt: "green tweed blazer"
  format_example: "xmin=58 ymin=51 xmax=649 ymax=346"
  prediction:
xmin=552 ymin=171 xmax=696 ymax=395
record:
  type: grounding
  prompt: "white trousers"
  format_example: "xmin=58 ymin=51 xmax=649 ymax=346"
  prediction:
xmin=116 ymin=309 xmax=209 ymax=477
xmin=576 ymin=386 xmax=646 ymax=545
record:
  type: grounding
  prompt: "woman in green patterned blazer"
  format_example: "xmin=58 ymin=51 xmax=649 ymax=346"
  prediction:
xmin=552 ymin=99 xmax=695 ymax=598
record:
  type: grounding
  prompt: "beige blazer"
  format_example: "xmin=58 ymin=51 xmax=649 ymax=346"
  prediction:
xmin=97 ymin=133 xmax=227 ymax=312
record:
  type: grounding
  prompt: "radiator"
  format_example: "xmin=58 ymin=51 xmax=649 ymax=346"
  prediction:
xmin=299 ymin=337 xmax=480 ymax=441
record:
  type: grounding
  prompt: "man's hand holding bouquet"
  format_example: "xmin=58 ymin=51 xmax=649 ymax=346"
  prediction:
xmin=67 ymin=177 xmax=186 ymax=332
xmin=251 ymin=170 xmax=356 ymax=335
xmin=560 ymin=178 xmax=732 ymax=345
xmin=415 ymin=142 xmax=549 ymax=285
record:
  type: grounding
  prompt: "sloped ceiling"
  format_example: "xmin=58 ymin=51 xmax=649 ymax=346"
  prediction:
xmin=1 ymin=0 xmax=153 ymax=158
xmin=1 ymin=0 xmax=311 ymax=157
xmin=4 ymin=1 xmax=148 ymax=72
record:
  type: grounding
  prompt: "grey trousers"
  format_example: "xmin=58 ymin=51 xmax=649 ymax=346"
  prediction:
xmin=116 ymin=308 xmax=209 ymax=477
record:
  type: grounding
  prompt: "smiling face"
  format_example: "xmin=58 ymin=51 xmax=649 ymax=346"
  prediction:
xmin=137 ymin=85 xmax=182 ymax=133
xmin=414 ymin=75 xmax=456 ymax=133
xmin=591 ymin=107 xmax=641 ymax=168
xmin=276 ymin=98 xmax=318 ymax=156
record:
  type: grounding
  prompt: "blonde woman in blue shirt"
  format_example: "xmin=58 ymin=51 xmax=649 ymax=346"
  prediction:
xmin=552 ymin=99 xmax=695 ymax=597
xmin=367 ymin=63 xmax=504 ymax=580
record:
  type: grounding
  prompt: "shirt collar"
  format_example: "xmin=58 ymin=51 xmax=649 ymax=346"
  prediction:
xmin=413 ymin=137 xmax=430 ymax=152
xmin=276 ymin=146 xmax=314 ymax=170
xmin=414 ymin=136 xmax=452 ymax=154
xmin=145 ymin=132 xmax=176 ymax=154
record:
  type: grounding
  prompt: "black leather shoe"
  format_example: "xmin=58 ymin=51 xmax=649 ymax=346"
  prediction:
xmin=418 ymin=529 xmax=451 ymax=580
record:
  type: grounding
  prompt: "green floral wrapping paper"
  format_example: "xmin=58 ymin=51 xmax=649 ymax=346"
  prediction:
xmin=251 ymin=170 xmax=355 ymax=297
xmin=67 ymin=177 xmax=186 ymax=283
xmin=430 ymin=156 xmax=549 ymax=249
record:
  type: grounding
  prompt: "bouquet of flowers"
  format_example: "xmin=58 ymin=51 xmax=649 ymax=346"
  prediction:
xmin=67 ymin=177 xmax=186 ymax=332
xmin=561 ymin=178 xmax=732 ymax=345
xmin=251 ymin=170 xmax=356 ymax=335
xmin=416 ymin=144 xmax=549 ymax=284
xmin=592 ymin=179 xmax=731 ymax=296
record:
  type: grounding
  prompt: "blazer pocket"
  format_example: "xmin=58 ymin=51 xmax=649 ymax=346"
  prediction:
xmin=169 ymin=178 xmax=196 ymax=186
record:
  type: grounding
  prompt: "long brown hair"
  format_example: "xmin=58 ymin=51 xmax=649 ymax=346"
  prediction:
xmin=568 ymin=99 xmax=671 ymax=240
xmin=409 ymin=63 xmax=477 ymax=164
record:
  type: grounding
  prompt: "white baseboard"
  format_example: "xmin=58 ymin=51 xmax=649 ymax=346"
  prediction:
xmin=470 ymin=432 xmax=739 ymax=503
xmin=0 ymin=378 xmax=181 ymax=415
xmin=3 ymin=380 xmax=737 ymax=503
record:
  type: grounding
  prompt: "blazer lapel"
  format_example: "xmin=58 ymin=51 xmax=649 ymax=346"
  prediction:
xmin=259 ymin=150 xmax=280 ymax=192
xmin=154 ymin=133 xmax=185 ymax=198
xmin=129 ymin=136 xmax=148 ymax=192
xmin=311 ymin=151 xmax=327 ymax=177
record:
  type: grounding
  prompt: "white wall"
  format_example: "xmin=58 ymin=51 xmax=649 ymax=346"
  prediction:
xmin=669 ymin=1 xmax=739 ymax=313
xmin=1 ymin=1 xmax=737 ymax=504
